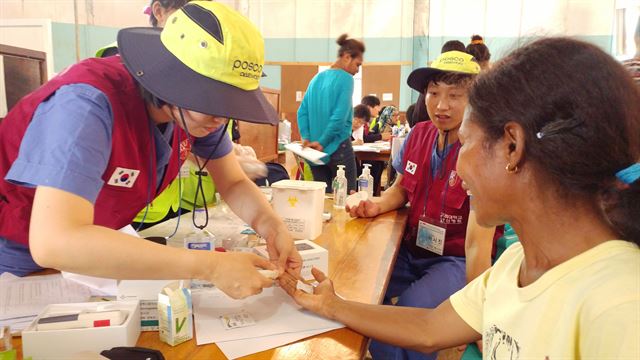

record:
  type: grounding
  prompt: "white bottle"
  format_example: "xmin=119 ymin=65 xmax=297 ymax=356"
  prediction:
xmin=332 ymin=165 xmax=347 ymax=209
xmin=358 ymin=163 xmax=374 ymax=198
xmin=278 ymin=114 xmax=292 ymax=144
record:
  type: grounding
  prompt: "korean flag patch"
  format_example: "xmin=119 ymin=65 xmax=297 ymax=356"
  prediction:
xmin=107 ymin=167 xmax=140 ymax=188
xmin=405 ymin=160 xmax=417 ymax=175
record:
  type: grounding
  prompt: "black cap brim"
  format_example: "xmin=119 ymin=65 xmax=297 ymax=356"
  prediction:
xmin=407 ymin=67 xmax=446 ymax=94
xmin=117 ymin=27 xmax=278 ymax=126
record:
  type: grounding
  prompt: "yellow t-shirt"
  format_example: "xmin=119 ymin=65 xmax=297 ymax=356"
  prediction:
xmin=450 ymin=240 xmax=640 ymax=359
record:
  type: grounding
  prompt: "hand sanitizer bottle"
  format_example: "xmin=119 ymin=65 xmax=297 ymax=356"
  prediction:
xmin=332 ymin=165 xmax=347 ymax=209
xmin=358 ymin=163 xmax=374 ymax=198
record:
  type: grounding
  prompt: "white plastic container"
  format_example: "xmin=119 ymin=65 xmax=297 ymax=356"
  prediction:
xmin=271 ymin=180 xmax=327 ymax=239
xmin=22 ymin=301 xmax=140 ymax=360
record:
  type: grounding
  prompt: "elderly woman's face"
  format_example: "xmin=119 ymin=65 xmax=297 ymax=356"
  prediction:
xmin=456 ymin=110 xmax=509 ymax=227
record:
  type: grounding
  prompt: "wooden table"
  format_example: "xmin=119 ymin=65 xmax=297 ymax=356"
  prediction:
xmin=13 ymin=201 xmax=407 ymax=360
xmin=354 ymin=149 xmax=391 ymax=163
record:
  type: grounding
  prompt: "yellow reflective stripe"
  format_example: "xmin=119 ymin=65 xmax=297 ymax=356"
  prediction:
xmin=369 ymin=117 xmax=378 ymax=131
xmin=227 ymin=119 xmax=234 ymax=140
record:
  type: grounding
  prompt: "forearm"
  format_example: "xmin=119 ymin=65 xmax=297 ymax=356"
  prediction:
xmin=328 ymin=298 xmax=475 ymax=353
xmin=373 ymin=177 xmax=408 ymax=214
xmin=364 ymin=132 xmax=382 ymax=143
xmin=465 ymin=244 xmax=492 ymax=282
xmin=31 ymin=223 xmax=212 ymax=280
xmin=464 ymin=212 xmax=496 ymax=282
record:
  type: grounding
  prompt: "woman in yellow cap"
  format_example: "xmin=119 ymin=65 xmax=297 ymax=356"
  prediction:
xmin=0 ymin=1 xmax=300 ymax=299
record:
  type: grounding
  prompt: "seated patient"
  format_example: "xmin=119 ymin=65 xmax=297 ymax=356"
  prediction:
xmin=281 ymin=37 xmax=640 ymax=359
xmin=350 ymin=50 xmax=503 ymax=360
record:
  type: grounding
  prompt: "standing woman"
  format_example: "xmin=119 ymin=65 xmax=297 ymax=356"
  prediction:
xmin=297 ymin=34 xmax=364 ymax=192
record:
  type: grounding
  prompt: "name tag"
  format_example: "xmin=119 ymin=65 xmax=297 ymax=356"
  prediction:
xmin=416 ymin=216 xmax=446 ymax=255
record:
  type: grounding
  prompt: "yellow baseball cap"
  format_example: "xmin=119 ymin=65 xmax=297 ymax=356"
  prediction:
xmin=407 ymin=51 xmax=480 ymax=93
xmin=117 ymin=1 xmax=277 ymax=125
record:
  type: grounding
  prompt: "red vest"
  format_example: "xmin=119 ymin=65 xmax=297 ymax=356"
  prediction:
xmin=0 ymin=56 xmax=184 ymax=246
xmin=400 ymin=122 xmax=500 ymax=258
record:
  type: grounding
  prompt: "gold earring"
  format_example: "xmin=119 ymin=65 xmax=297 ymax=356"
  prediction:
xmin=505 ymin=163 xmax=519 ymax=173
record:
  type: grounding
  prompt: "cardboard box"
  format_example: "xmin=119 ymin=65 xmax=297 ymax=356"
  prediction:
xmin=271 ymin=180 xmax=326 ymax=239
xmin=22 ymin=301 xmax=140 ymax=360
xmin=117 ymin=279 xmax=186 ymax=331
xmin=158 ymin=284 xmax=193 ymax=346
xmin=255 ymin=239 xmax=328 ymax=280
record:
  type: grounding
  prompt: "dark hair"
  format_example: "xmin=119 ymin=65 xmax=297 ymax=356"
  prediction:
xmin=441 ymin=40 xmax=466 ymax=53
xmin=336 ymin=34 xmax=365 ymax=58
xmin=139 ymin=83 xmax=166 ymax=108
xmin=410 ymin=93 xmax=430 ymax=127
xmin=466 ymin=35 xmax=491 ymax=62
xmin=149 ymin=0 xmax=190 ymax=27
xmin=469 ymin=37 xmax=640 ymax=244
xmin=353 ymin=104 xmax=371 ymax=123
xmin=405 ymin=104 xmax=415 ymax=127
xmin=361 ymin=95 xmax=380 ymax=108
xmin=431 ymin=71 xmax=475 ymax=88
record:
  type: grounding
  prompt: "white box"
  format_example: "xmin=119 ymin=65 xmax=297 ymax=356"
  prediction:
xmin=22 ymin=301 xmax=140 ymax=360
xmin=254 ymin=239 xmax=328 ymax=280
xmin=117 ymin=279 xmax=186 ymax=331
xmin=271 ymin=180 xmax=326 ymax=239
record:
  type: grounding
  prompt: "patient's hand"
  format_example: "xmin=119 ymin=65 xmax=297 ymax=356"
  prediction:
xmin=278 ymin=268 xmax=338 ymax=320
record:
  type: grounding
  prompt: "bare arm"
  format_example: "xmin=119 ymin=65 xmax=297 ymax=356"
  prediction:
xmin=30 ymin=186 xmax=275 ymax=298
xmin=280 ymin=269 xmax=480 ymax=353
xmin=346 ymin=173 xmax=409 ymax=218
xmin=203 ymin=151 xmax=302 ymax=274
xmin=464 ymin=209 xmax=496 ymax=282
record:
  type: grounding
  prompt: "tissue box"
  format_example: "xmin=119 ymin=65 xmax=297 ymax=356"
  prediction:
xmin=118 ymin=279 xmax=184 ymax=330
xmin=271 ymin=180 xmax=326 ymax=239
xmin=22 ymin=301 xmax=140 ymax=360
xmin=254 ymin=239 xmax=328 ymax=280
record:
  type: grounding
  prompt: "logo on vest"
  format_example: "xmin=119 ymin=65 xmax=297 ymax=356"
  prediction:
xmin=180 ymin=139 xmax=191 ymax=161
xmin=107 ymin=167 xmax=140 ymax=188
xmin=448 ymin=170 xmax=459 ymax=187
xmin=405 ymin=160 xmax=417 ymax=175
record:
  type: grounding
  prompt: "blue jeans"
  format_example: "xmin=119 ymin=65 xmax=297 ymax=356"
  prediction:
xmin=0 ymin=237 xmax=43 ymax=276
xmin=369 ymin=244 xmax=467 ymax=360
xmin=310 ymin=138 xmax=357 ymax=193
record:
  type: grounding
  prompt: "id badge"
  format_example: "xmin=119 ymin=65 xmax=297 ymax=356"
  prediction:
xmin=416 ymin=216 xmax=446 ymax=255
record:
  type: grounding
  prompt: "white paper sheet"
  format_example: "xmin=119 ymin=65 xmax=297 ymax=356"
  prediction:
xmin=285 ymin=143 xmax=327 ymax=165
xmin=0 ymin=273 xmax=91 ymax=334
xmin=216 ymin=328 xmax=333 ymax=359
xmin=192 ymin=287 xmax=343 ymax=345
xmin=353 ymin=141 xmax=390 ymax=153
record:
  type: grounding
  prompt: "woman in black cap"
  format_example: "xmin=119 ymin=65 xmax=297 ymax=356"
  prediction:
xmin=0 ymin=1 xmax=301 ymax=299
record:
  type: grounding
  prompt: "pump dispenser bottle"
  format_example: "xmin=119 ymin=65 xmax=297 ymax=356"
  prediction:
xmin=358 ymin=163 xmax=374 ymax=198
xmin=332 ymin=165 xmax=347 ymax=208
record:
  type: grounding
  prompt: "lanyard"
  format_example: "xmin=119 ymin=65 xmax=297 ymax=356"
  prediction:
xmin=421 ymin=132 xmax=460 ymax=218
